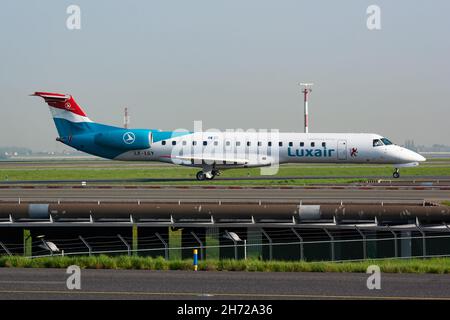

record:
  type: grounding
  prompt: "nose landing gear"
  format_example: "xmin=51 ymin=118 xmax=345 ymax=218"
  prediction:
xmin=393 ymin=168 xmax=400 ymax=179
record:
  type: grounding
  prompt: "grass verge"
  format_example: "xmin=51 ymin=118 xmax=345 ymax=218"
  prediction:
xmin=1 ymin=255 xmax=450 ymax=274
xmin=0 ymin=165 xmax=449 ymax=185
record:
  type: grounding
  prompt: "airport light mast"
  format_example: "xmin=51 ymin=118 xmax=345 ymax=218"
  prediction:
xmin=299 ymin=83 xmax=313 ymax=133
xmin=124 ymin=107 xmax=130 ymax=129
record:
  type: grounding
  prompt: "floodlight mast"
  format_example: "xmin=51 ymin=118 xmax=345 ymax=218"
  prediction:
xmin=124 ymin=107 xmax=130 ymax=129
xmin=299 ymin=83 xmax=314 ymax=133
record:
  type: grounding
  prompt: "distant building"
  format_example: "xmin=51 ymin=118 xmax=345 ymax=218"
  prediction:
xmin=404 ymin=139 xmax=417 ymax=151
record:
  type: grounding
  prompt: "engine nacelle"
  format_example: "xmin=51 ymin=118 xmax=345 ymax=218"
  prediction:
xmin=94 ymin=129 xmax=151 ymax=150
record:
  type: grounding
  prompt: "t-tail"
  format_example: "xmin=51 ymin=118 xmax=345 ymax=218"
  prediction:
xmin=31 ymin=92 xmax=98 ymax=137
xmin=32 ymin=92 xmax=152 ymax=159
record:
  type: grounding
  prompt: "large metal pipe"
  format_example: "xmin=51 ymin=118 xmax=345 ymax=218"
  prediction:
xmin=305 ymin=204 xmax=450 ymax=222
xmin=0 ymin=202 xmax=449 ymax=222
xmin=0 ymin=203 xmax=297 ymax=220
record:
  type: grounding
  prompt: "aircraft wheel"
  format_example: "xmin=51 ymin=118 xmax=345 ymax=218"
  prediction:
xmin=393 ymin=170 xmax=400 ymax=179
xmin=196 ymin=171 xmax=206 ymax=181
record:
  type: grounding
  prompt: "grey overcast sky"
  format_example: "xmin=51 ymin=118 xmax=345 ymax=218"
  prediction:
xmin=0 ymin=0 xmax=449 ymax=151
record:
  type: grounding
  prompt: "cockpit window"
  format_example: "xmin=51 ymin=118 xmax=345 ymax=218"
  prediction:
xmin=381 ymin=138 xmax=393 ymax=145
xmin=373 ymin=139 xmax=383 ymax=147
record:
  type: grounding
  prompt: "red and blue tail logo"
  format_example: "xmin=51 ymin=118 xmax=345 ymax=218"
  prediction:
xmin=32 ymin=92 xmax=90 ymax=118
xmin=32 ymin=91 xmax=93 ymax=137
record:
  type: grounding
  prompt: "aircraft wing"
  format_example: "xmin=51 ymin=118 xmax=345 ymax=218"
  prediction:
xmin=175 ymin=155 xmax=249 ymax=165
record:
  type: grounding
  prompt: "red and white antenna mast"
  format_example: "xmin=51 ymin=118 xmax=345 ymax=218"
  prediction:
xmin=299 ymin=83 xmax=313 ymax=133
xmin=124 ymin=107 xmax=130 ymax=129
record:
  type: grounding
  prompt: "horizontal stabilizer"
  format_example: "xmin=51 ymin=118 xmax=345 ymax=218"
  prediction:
xmin=31 ymin=91 xmax=88 ymax=117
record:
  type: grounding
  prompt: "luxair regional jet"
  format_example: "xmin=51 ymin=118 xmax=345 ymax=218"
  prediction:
xmin=32 ymin=92 xmax=426 ymax=180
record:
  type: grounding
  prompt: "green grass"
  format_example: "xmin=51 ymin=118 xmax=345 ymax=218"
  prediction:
xmin=2 ymin=255 xmax=450 ymax=274
xmin=0 ymin=165 xmax=449 ymax=185
xmin=442 ymin=201 xmax=450 ymax=207
xmin=427 ymin=158 xmax=450 ymax=162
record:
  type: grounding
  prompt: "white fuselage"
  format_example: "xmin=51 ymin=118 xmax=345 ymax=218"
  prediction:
xmin=115 ymin=132 xmax=426 ymax=169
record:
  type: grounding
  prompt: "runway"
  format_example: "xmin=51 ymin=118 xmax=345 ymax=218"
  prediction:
xmin=0 ymin=268 xmax=449 ymax=300
xmin=1 ymin=175 xmax=449 ymax=185
xmin=0 ymin=186 xmax=449 ymax=202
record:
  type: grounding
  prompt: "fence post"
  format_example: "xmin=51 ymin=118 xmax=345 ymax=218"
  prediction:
xmin=169 ymin=227 xmax=182 ymax=260
xmin=132 ymin=224 xmax=138 ymax=256
xmin=0 ymin=242 xmax=11 ymax=256
xmin=117 ymin=234 xmax=131 ymax=256
xmin=23 ymin=229 xmax=32 ymax=257
xmin=155 ymin=232 xmax=169 ymax=260
xmin=79 ymin=236 xmax=92 ymax=256
xmin=261 ymin=229 xmax=273 ymax=261
xmin=291 ymin=228 xmax=304 ymax=260
xmin=244 ymin=240 xmax=247 ymax=260
xmin=323 ymin=228 xmax=335 ymax=261
xmin=416 ymin=225 xmax=426 ymax=257
xmin=387 ymin=227 xmax=398 ymax=258
xmin=190 ymin=231 xmax=204 ymax=260
xmin=355 ymin=226 xmax=367 ymax=260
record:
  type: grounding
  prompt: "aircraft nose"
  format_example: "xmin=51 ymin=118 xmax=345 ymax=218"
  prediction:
xmin=415 ymin=152 xmax=426 ymax=162
xmin=403 ymin=148 xmax=426 ymax=162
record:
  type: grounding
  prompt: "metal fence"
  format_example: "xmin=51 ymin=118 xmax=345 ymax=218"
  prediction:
xmin=1 ymin=228 xmax=450 ymax=262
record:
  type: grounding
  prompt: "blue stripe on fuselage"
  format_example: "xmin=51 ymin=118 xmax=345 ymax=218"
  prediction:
xmin=151 ymin=130 xmax=192 ymax=142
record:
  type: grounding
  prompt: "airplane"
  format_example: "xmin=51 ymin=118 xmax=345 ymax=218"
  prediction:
xmin=32 ymin=91 xmax=426 ymax=181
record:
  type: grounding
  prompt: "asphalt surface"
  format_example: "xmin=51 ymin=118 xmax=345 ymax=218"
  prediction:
xmin=0 ymin=187 xmax=448 ymax=202
xmin=1 ymin=175 xmax=450 ymax=185
xmin=0 ymin=268 xmax=449 ymax=300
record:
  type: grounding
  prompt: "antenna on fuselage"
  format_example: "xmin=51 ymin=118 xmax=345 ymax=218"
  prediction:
xmin=299 ymin=83 xmax=314 ymax=133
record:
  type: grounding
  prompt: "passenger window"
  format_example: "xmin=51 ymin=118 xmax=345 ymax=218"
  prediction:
xmin=311 ymin=142 xmax=315 ymax=147
xmin=203 ymin=141 xmax=207 ymax=146
xmin=226 ymin=141 xmax=231 ymax=146
xmin=192 ymin=141 xmax=197 ymax=146
xmin=247 ymin=141 xmax=251 ymax=147
xmin=268 ymin=142 xmax=272 ymax=147
xmin=300 ymin=142 xmax=304 ymax=147
xmin=288 ymin=142 xmax=293 ymax=147
xmin=172 ymin=141 xmax=176 ymax=145
xmin=257 ymin=141 xmax=262 ymax=147
xmin=214 ymin=141 xmax=218 ymax=146
xmin=162 ymin=141 xmax=166 ymax=145
xmin=279 ymin=142 xmax=283 ymax=147
xmin=322 ymin=142 xmax=326 ymax=147
xmin=182 ymin=141 xmax=187 ymax=146
xmin=236 ymin=141 xmax=241 ymax=147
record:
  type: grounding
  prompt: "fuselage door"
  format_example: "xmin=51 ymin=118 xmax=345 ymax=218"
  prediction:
xmin=337 ymin=140 xmax=347 ymax=160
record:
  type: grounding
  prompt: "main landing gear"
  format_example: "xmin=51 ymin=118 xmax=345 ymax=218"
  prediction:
xmin=393 ymin=168 xmax=400 ymax=179
xmin=196 ymin=169 xmax=220 ymax=181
